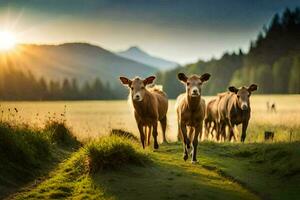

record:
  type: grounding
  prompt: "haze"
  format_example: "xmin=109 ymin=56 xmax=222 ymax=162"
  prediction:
xmin=0 ymin=0 xmax=299 ymax=64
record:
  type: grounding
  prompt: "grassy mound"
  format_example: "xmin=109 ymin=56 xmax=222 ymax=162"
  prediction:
xmin=109 ymin=129 xmax=138 ymax=141
xmin=0 ymin=122 xmax=51 ymax=168
xmin=44 ymin=120 xmax=79 ymax=147
xmin=86 ymin=135 xmax=149 ymax=173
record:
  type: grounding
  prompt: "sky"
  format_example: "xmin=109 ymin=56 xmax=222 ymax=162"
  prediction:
xmin=0 ymin=0 xmax=299 ymax=64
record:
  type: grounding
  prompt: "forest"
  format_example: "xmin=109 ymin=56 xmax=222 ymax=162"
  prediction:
xmin=0 ymin=69 xmax=114 ymax=100
xmin=157 ymin=8 xmax=300 ymax=97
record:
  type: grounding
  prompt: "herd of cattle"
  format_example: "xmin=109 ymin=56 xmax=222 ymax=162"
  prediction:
xmin=120 ymin=73 xmax=258 ymax=163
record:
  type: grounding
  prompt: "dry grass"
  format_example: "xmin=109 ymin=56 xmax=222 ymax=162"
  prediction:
xmin=0 ymin=95 xmax=299 ymax=142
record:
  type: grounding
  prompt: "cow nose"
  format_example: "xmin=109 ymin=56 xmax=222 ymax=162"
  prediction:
xmin=242 ymin=104 xmax=248 ymax=110
xmin=135 ymin=94 xmax=140 ymax=99
xmin=192 ymin=89 xmax=198 ymax=94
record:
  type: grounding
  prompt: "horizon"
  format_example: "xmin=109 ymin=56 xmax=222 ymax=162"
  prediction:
xmin=1 ymin=0 xmax=299 ymax=64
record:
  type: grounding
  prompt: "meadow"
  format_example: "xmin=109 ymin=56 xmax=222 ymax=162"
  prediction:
xmin=1 ymin=95 xmax=299 ymax=142
xmin=0 ymin=95 xmax=299 ymax=199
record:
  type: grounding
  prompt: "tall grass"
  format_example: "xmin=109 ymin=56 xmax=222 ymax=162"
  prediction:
xmin=86 ymin=135 xmax=149 ymax=173
xmin=0 ymin=114 xmax=79 ymax=198
xmin=0 ymin=122 xmax=51 ymax=167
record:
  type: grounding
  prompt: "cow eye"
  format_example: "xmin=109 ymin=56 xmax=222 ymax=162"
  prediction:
xmin=131 ymin=87 xmax=134 ymax=90
xmin=141 ymin=86 xmax=145 ymax=89
xmin=187 ymin=82 xmax=190 ymax=86
xmin=237 ymin=95 xmax=240 ymax=98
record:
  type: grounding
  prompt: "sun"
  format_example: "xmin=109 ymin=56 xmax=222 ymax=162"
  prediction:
xmin=0 ymin=31 xmax=17 ymax=51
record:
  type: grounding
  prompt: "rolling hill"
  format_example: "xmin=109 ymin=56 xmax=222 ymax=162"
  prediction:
xmin=0 ymin=43 xmax=157 ymax=88
xmin=117 ymin=46 xmax=178 ymax=71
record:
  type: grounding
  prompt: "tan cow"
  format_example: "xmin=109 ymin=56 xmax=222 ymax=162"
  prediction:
xmin=217 ymin=84 xmax=258 ymax=142
xmin=175 ymin=72 xmax=211 ymax=163
xmin=120 ymin=76 xmax=168 ymax=149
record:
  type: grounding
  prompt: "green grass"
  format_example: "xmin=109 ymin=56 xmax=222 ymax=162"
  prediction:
xmin=15 ymin=137 xmax=264 ymax=200
xmin=198 ymin=142 xmax=300 ymax=200
xmin=0 ymin=120 xmax=79 ymax=199
xmin=3 ymin=128 xmax=299 ymax=200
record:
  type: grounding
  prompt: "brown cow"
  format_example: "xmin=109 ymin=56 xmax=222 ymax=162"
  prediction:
xmin=217 ymin=84 xmax=258 ymax=142
xmin=120 ymin=76 xmax=168 ymax=149
xmin=176 ymin=72 xmax=211 ymax=163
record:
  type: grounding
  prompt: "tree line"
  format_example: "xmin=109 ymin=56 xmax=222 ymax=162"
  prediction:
xmin=0 ymin=68 xmax=116 ymax=100
xmin=157 ymin=7 xmax=300 ymax=97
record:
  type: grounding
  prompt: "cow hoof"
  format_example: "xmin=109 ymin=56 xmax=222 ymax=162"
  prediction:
xmin=183 ymin=154 xmax=188 ymax=161
xmin=154 ymin=143 xmax=159 ymax=149
xmin=191 ymin=160 xmax=198 ymax=164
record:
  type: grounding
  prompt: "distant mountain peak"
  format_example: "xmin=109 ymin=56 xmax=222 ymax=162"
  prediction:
xmin=125 ymin=46 xmax=149 ymax=55
xmin=117 ymin=46 xmax=178 ymax=71
xmin=128 ymin=46 xmax=141 ymax=51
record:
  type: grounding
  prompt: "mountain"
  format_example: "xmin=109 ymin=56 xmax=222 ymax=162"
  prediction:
xmin=0 ymin=43 xmax=157 ymax=88
xmin=117 ymin=46 xmax=179 ymax=71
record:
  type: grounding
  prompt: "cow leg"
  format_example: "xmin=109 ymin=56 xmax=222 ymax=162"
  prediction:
xmin=209 ymin=122 xmax=213 ymax=139
xmin=138 ymin=124 xmax=145 ymax=149
xmin=144 ymin=126 xmax=148 ymax=145
xmin=241 ymin=120 xmax=249 ymax=142
xmin=152 ymin=122 xmax=159 ymax=149
xmin=228 ymin=126 xmax=235 ymax=142
xmin=215 ymin=121 xmax=220 ymax=141
xmin=191 ymin=125 xmax=201 ymax=163
xmin=147 ymin=126 xmax=152 ymax=146
xmin=180 ymin=123 xmax=190 ymax=161
xmin=160 ymin=116 xmax=168 ymax=143
xmin=177 ymin=123 xmax=182 ymax=141
xmin=218 ymin=122 xmax=226 ymax=142
xmin=210 ymin=122 xmax=217 ymax=140
xmin=188 ymin=127 xmax=194 ymax=142
xmin=232 ymin=125 xmax=237 ymax=142
xmin=204 ymin=119 xmax=210 ymax=140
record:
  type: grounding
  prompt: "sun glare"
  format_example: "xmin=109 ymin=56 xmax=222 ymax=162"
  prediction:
xmin=0 ymin=31 xmax=17 ymax=51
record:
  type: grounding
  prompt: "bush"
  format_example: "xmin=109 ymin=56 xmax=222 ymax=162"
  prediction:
xmin=86 ymin=136 xmax=149 ymax=173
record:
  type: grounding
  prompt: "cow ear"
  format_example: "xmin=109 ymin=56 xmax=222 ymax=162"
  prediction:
xmin=177 ymin=73 xmax=188 ymax=83
xmin=119 ymin=77 xmax=132 ymax=86
xmin=248 ymin=84 xmax=258 ymax=92
xmin=143 ymin=76 xmax=156 ymax=85
xmin=200 ymin=73 xmax=211 ymax=82
xmin=228 ymin=86 xmax=239 ymax=93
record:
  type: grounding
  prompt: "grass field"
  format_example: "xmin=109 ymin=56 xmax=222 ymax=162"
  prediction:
xmin=1 ymin=95 xmax=299 ymax=142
